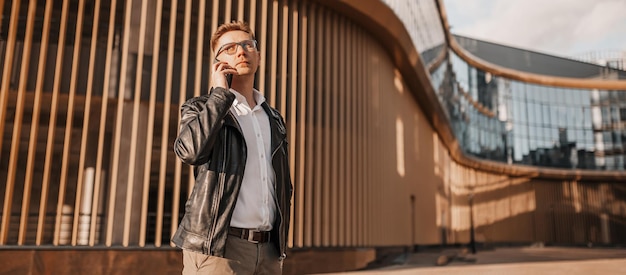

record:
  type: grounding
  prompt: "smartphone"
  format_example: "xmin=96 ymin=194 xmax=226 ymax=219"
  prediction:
xmin=215 ymin=58 xmax=233 ymax=88
xmin=226 ymin=73 xmax=233 ymax=87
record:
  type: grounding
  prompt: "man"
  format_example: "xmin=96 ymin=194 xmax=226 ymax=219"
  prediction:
xmin=172 ymin=21 xmax=293 ymax=275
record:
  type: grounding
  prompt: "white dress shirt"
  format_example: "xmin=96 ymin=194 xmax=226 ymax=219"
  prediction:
xmin=228 ymin=88 xmax=277 ymax=231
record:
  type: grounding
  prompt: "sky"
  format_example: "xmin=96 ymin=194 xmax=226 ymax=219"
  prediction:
xmin=442 ymin=0 xmax=626 ymax=59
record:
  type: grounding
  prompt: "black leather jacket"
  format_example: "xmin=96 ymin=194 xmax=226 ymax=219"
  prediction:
xmin=171 ymin=87 xmax=292 ymax=259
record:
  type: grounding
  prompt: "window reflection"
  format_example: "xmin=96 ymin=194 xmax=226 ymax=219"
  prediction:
xmin=434 ymin=51 xmax=626 ymax=170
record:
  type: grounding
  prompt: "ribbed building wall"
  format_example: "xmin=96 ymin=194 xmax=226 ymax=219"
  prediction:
xmin=1 ymin=0 xmax=625 ymax=262
xmin=0 ymin=0 xmax=445 ymax=249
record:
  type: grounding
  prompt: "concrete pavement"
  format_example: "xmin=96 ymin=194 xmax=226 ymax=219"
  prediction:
xmin=317 ymin=246 xmax=626 ymax=275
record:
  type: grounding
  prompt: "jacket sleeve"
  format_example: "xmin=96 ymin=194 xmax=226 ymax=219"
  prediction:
xmin=174 ymin=87 xmax=236 ymax=165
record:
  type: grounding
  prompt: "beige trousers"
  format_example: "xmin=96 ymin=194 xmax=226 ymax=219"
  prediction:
xmin=182 ymin=236 xmax=282 ymax=275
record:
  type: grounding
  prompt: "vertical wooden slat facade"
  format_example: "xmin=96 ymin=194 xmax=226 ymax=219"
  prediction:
xmin=46 ymin=0 xmax=69 ymax=246
xmin=140 ymin=0 xmax=163 ymax=247
xmin=11 ymin=0 xmax=35 ymax=246
xmin=105 ymin=0 xmax=132 ymax=247
xmin=1 ymin=0 xmax=625 ymax=257
xmin=160 ymin=0 xmax=177 ymax=247
xmin=65 ymin=0 xmax=86 ymax=246
xmin=73 ymin=0 xmax=101 ymax=247
xmin=122 ymin=0 xmax=147 ymax=247
xmin=0 ymin=0 xmax=19 ymax=155
xmin=29 ymin=0 xmax=53 ymax=246
xmin=91 ymin=0 xmax=117 ymax=247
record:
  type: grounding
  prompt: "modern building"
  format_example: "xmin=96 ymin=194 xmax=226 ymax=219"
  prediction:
xmin=572 ymin=50 xmax=626 ymax=71
xmin=1 ymin=0 xmax=625 ymax=274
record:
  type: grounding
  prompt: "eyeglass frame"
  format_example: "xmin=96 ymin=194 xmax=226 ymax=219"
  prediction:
xmin=214 ymin=39 xmax=258 ymax=60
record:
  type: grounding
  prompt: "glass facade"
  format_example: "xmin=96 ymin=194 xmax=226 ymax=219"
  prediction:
xmin=379 ymin=0 xmax=626 ymax=171
xmin=380 ymin=0 xmax=446 ymax=65
xmin=436 ymin=51 xmax=626 ymax=170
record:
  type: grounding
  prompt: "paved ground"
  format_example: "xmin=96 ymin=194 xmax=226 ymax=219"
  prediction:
xmin=317 ymin=245 xmax=626 ymax=275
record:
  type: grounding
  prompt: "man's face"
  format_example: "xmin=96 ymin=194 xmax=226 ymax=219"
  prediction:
xmin=214 ymin=30 xmax=260 ymax=76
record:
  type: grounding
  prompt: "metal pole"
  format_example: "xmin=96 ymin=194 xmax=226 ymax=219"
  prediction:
xmin=410 ymin=194 xmax=416 ymax=252
xmin=469 ymin=193 xmax=476 ymax=254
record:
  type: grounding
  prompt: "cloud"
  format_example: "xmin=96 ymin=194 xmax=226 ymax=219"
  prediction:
xmin=444 ymin=0 xmax=626 ymax=57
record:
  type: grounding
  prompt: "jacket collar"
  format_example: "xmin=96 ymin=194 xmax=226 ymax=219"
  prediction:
xmin=261 ymin=102 xmax=287 ymax=154
xmin=222 ymin=99 xmax=286 ymax=153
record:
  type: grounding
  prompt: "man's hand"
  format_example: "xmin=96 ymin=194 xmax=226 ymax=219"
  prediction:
xmin=212 ymin=61 xmax=238 ymax=90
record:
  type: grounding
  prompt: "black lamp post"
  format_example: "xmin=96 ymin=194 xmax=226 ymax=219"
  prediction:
xmin=410 ymin=194 xmax=415 ymax=252
xmin=468 ymin=193 xmax=476 ymax=254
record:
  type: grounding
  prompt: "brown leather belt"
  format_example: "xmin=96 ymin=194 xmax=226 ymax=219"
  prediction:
xmin=228 ymin=227 xmax=271 ymax=244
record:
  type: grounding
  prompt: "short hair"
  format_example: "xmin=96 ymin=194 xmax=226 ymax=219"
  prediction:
xmin=210 ymin=21 xmax=256 ymax=52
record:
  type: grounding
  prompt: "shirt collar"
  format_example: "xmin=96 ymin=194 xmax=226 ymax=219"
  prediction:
xmin=230 ymin=88 xmax=266 ymax=110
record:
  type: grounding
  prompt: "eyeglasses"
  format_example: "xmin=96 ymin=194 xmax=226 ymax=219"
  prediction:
xmin=215 ymin=39 xmax=258 ymax=58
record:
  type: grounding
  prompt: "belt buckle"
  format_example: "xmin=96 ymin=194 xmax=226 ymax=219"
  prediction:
xmin=246 ymin=231 xmax=259 ymax=244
